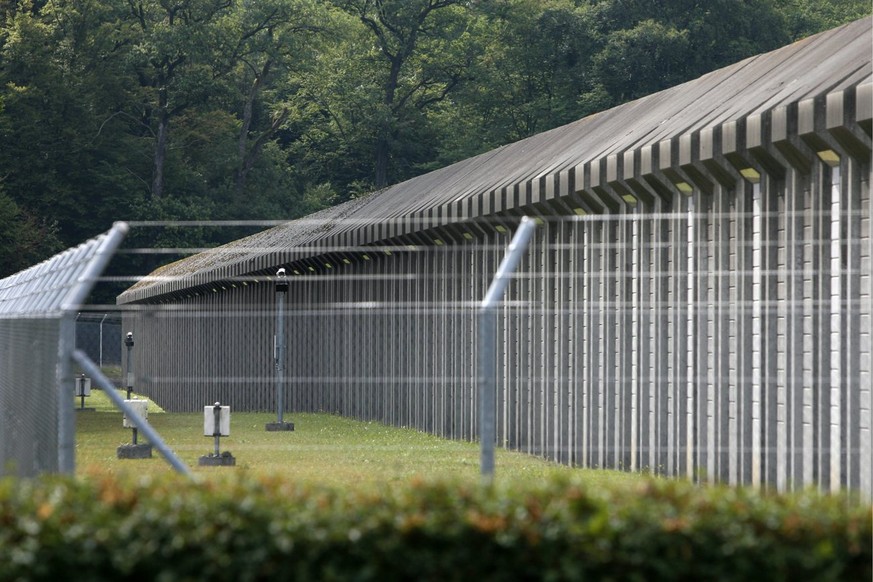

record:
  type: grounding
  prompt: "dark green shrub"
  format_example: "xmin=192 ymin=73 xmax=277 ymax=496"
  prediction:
xmin=0 ymin=474 xmax=868 ymax=581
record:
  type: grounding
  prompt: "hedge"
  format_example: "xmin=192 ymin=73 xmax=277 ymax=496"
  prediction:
xmin=0 ymin=473 xmax=869 ymax=581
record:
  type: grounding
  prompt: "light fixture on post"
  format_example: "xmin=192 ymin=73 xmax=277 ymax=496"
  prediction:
xmin=266 ymin=268 xmax=294 ymax=432
xmin=124 ymin=331 xmax=134 ymax=399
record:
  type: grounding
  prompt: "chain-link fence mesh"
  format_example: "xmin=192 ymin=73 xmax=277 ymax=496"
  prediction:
xmin=75 ymin=313 xmax=122 ymax=367
xmin=0 ymin=318 xmax=62 ymax=476
xmin=0 ymin=223 xmax=128 ymax=477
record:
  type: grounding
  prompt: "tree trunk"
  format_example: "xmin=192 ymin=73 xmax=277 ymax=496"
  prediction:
xmin=151 ymin=89 xmax=169 ymax=199
xmin=374 ymin=57 xmax=402 ymax=189
xmin=235 ymin=62 xmax=272 ymax=198
xmin=374 ymin=134 xmax=390 ymax=189
xmin=235 ymin=108 xmax=288 ymax=198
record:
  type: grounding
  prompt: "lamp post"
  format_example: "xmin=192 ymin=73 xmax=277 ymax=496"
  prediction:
xmin=266 ymin=268 xmax=294 ymax=431
xmin=124 ymin=332 xmax=134 ymax=399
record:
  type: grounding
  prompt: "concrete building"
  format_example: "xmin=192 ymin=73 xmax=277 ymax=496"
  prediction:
xmin=120 ymin=18 xmax=872 ymax=496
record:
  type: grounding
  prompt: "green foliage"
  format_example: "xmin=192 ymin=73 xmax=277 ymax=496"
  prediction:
xmin=0 ymin=0 xmax=869 ymax=279
xmin=0 ymin=188 xmax=63 ymax=275
xmin=775 ymin=0 xmax=873 ymax=38
xmin=0 ymin=472 xmax=869 ymax=581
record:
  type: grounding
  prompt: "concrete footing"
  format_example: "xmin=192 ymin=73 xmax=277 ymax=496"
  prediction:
xmin=265 ymin=421 xmax=295 ymax=432
xmin=117 ymin=443 xmax=152 ymax=459
xmin=199 ymin=452 xmax=236 ymax=466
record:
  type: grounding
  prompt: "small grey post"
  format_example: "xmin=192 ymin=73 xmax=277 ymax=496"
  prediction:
xmin=213 ymin=404 xmax=221 ymax=456
xmin=124 ymin=331 xmax=134 ymax=399
xmin=99 ymin=314 xmax=107 ymax=368
xmin=266 ymin=268 xmax=294 ymax=431
xmin=479 ymin=217 xmax=537 ymax=484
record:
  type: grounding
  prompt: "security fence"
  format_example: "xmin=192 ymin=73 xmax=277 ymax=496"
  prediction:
xmin=76 ymin=313 xmax=122 ymax=367
xmin=0 ymin=223 xmax=189 ymax=478
xmin=0 ymin=223 xmax=128 ymax=476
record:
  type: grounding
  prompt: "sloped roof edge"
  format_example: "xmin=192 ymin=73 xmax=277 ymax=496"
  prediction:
xmin=119 ymin=17 xmax=872 ymax=304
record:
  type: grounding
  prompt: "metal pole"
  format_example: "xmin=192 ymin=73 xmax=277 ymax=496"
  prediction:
xmin=58 ymin=312 xmax=77 ymax=474
xmin=124 ymin=332 xmax=134 ymax=399
xmin=275 ymin=269 xmax=288 ymax=424
xmin=213 ymin=404 xmax=221 ymax=456
xmin=478 ymin=217 xmax=537 ymax=484
xmin=56 ymin=222 xmax=129 ymax=475
xmin=99 ymin=313 xmax=107 ymax=368
xmin=479 ymin=308 xmax=498 ymax=479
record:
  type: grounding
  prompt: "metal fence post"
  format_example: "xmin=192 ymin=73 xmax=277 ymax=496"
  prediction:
xmin=99 ymin=313 xmax=107 ymax=368
xmin=58 ymin=223 xmax=130 ymax=475
xmin=479 ymin=217 xmax=537 ymax=484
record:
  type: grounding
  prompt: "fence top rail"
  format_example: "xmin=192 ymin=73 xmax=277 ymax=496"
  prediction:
xmin=0 ymin=222 xmax=129 ymax=319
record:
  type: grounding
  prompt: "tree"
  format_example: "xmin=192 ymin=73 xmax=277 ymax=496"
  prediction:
xmin=0 ymin=0 xmax=141 ymax=246
xmin=569 ymin=0 xmax=791 ymax=112
xmin=326 ymin=0 xmax=476 ymax=189
xmin=437 ymin=0 xmax=593 ymax=155
xmin=588 ymin=18 xmax=689 ymax=104
xmin=212 ymin=0 xmax=322 ymax=199
xmin=123 ymin=0 xmax=236 ymax=200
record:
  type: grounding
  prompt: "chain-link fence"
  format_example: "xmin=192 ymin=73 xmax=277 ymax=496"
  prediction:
xmin=76 ymin=313 xmax=122 ymax=368
xmin=0 ymin=224 xmax=128 ymax=476
xmin=0 ymin=222 xmax=189 ymax=478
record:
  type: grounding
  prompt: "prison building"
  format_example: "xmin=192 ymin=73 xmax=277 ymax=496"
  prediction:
xmin=119 ymin=18 xmax=873 ymax=497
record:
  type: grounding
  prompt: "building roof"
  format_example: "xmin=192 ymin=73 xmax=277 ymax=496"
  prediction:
xmin=119 ymin=17 xmax=872 ymax=304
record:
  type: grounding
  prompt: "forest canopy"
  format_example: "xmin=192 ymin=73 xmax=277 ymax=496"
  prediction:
xmin=0 ymin=0 xmax=869 ymax=277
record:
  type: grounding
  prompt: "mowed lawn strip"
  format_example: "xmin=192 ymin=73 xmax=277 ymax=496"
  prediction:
xmin=75 ymin=390 xmax=642 ymax=490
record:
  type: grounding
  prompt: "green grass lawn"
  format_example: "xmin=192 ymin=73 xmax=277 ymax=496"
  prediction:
xmin=75 ymin=389 xmax=643 ymax=490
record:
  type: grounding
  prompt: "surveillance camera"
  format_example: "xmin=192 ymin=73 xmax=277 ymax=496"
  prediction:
xmin=126 ymin=332 xmax=133 ymax=339
xmin=277 ymin=268 xmax=286 ymax=277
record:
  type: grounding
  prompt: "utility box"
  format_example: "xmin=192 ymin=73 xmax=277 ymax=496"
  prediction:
xmin=75 ymin=376 xmax=91 ymax=397
xmin=123 ymin=400 xmax=148 ymax=428
xmin=75 ymin=375 xmax=94 ymax=411
xmin=204 ymin=405 xmax=230 ymax=436
xmin=200 ymin=403 xmax=234 ymax=466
